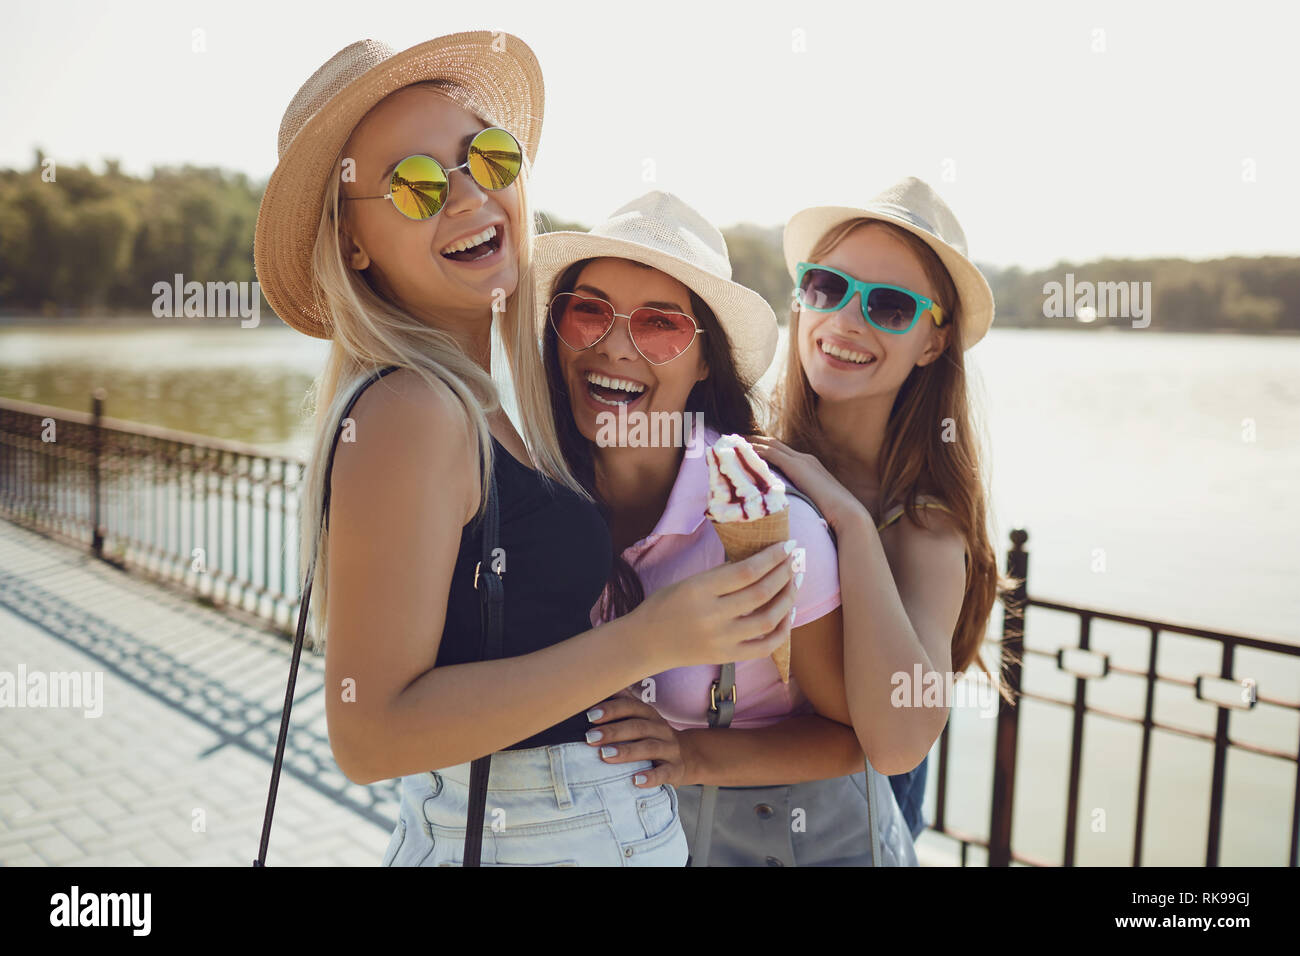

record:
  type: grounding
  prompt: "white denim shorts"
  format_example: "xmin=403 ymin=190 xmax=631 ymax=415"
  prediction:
xmin=382 ymin=741 xmax=689 ymax=866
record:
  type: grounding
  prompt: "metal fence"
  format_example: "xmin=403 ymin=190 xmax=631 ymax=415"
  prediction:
xmin=926 ymin=530 xmax=1300 ymax=867
xmin=0 ymin=393 xmax=305 ymax=631
xmin=2 ymin=392 xmax=1297 ymax=866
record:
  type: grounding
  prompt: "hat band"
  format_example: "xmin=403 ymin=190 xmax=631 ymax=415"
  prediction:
xmin=869 ymin=202 xmax=937 ymax=237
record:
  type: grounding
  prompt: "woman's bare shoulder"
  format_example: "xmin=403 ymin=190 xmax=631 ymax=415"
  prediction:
xmin=331 ymin=367 xmax=479 ymax=525
xmin=353 ymin=366 xmax=464 ymax=419
xmin=887 ymin=498 xmax=967 ymax=567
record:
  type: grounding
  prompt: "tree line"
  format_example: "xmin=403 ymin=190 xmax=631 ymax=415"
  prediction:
xmin=2 ymin=155 xmax=1297 ymax=332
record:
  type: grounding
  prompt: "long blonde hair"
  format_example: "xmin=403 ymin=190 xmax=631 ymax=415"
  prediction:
xmin=295 ymin=81 xmax=585 ymax=651
xmin=771 ymin=218 xmax=1010 ymax=694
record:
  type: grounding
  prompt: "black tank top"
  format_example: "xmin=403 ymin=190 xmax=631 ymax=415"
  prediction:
xmin=435 ymin=434 xmax=613 ymax=750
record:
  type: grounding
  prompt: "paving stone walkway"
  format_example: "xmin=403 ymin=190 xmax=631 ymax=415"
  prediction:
xmin=0 ymin=519 xmax=396 ymax=866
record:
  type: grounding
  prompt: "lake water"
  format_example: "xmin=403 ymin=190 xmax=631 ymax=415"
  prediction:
xmin=2 ymin=323 xmax=1297 ymax=864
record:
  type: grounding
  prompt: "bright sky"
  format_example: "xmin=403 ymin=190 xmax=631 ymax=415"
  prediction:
xmin=2 ymin=0 xmax=1296 ymax=269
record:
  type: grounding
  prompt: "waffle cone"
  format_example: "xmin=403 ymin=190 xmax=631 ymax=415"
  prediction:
xmin=711 ymin=509 xmax=792 ymax=683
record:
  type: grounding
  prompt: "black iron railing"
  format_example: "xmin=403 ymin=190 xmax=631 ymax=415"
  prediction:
xmin=924 ymin=529 xmax=1300 ymax=867
xmin=1 ymin=392 xmax=1297 ymax=866
xmin=0 ymin=393 xmax=305 ymax=631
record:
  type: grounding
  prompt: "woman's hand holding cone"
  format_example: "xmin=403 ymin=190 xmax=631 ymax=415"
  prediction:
xmin=630 ymin=540 xmax=799 ymax=673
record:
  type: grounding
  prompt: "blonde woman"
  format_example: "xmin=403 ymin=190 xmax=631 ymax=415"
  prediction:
xmin=253 ymin=34 xmax=798 ymax=867
xmin=755 ymin=178 xmax=1008 ymax=839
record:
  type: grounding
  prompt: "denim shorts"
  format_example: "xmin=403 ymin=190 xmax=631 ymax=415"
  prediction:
xmin=676 ymin=763 xmax=918 ymax=867
xmin=381 ymin=742 xmax=689 ymax=866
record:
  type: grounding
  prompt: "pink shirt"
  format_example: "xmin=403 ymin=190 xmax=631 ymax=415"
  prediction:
xmin=591 ymin=426 xmax=842 ymax=730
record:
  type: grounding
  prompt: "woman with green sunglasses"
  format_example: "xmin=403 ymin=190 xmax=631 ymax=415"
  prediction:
xmin=755 ymin=177 xmax=1010 ymax=845
xmin=794 ymin=261 xmax=946 ymax=335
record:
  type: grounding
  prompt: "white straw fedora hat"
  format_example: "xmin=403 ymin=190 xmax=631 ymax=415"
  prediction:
xmin=534 ymin=191 xmax=779 ymax=388
xmin=254 ymin=32 xmax=544 ymax=339
xmin=783 ymin=176 xmax=995 ymax=349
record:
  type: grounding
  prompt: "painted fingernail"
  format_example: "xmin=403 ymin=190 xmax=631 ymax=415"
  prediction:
xmin=586 ymin=707 xmax=603 ymax=721
xmin=795 ymin=572 xmax=804 ymax=589
xmin=634 ymin=774 xmax=647 ymax=785
xmin=585 ymin=729 xmax=603 ymax=744
xmin=783 ymin=539 xmax=797 ymax=554
xmin=601 ymin=746 xmax=618 ymax=758
xmin=790 ymin=607 xmax=797 ymax=625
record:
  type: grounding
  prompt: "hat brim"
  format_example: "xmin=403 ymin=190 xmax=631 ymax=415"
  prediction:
xmin=533 ymin=232 xmax=779 ymax=389
xmin=254 ymin=32 xmax=545 ymax=339
xmin=783 ymin=206 xmax=995 ymax=349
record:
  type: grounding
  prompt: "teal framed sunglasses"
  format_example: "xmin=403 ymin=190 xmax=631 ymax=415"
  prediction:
xmin=795 ymin=262 xmax=945 ymax=334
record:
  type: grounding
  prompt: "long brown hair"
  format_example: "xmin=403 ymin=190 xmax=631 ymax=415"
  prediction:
xmin=542 ymin=257 xmax=758 ymax=619
xmin=771 ymin=218 xmax=1012 ymax=695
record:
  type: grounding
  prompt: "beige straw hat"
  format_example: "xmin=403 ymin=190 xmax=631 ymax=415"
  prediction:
xmin=534 ymin=191 xmax=779 ymax=389
xmin=783 ymin=176 xmax=995 ymax=349
xmin=254 ymin=32 xmax=545 ymax=338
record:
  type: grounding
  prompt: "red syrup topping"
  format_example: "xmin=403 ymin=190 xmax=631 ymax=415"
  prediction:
xmin=736 ymin=451 xmax=773 ymax=497
xmin=709 ymin=446 xmax=771 ymax=516
xmin=710 ymin=449 xmax=746 ymax=507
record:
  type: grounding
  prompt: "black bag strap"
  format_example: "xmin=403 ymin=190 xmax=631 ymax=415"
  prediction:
xmin=254 ymin=364 xmax=504 ymax=867
xmin=461 ymin=447 xmax=503 ymax=866
xmin=254 ymin=364 xmax=400 ymax=866
xmin=687 ymin=660 xmax=735 ymax=867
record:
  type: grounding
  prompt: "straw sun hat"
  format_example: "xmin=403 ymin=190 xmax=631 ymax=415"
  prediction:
xmin=254 ymin=32 xmax=545 ymax=338
xmin=783 ymin=176 xmax=995 ymax=349
xmin=533 ymin=191 xmax=779 ymax=389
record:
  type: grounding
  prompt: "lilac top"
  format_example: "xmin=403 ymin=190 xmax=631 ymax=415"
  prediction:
xmin=591 ymin=426 xmax=842 ymax=730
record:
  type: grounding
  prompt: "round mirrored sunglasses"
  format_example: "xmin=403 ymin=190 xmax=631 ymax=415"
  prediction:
xmin=347 ymin=127 xmax=523 ymax=221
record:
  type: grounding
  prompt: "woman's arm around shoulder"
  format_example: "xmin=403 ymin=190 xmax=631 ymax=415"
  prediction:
xmin=846 ymin=502 xmax=965 ymax=771
xmin=745 ymin=434 xmax=965 ymax=772
xmin=784 ymin=495 xmax=853 ymax=727
xmin=878 ymin=503 xmax=967 ymax=682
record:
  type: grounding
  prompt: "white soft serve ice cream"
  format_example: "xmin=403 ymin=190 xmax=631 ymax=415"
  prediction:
xmin=706 ymin=434 xmax=788 ymax=522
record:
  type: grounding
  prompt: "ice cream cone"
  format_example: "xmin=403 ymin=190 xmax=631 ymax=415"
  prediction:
xmin=711 ymin=509 xmax=792 ymax=682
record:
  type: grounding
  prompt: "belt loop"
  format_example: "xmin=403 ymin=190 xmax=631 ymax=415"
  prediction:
xmin=547 ymin=746 xmax=573 ymax=809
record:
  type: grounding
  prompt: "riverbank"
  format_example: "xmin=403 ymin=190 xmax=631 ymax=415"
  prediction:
xmin=0 ymin=311 xmax=291 ymax=331
xmin=3 ymin=311 xmax=1300 ymax=336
